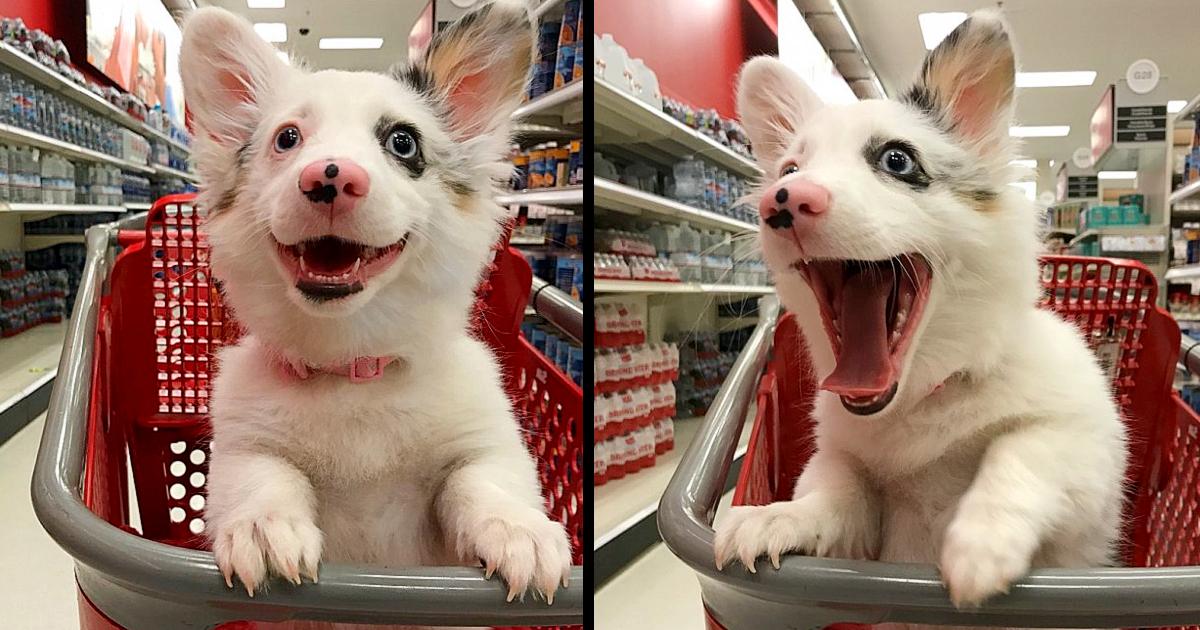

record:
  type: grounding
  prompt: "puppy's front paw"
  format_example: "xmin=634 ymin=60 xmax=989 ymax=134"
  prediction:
xmin=939 ymin=512 xmax=1035 ymax=608
xmin=457 ymin=506 xmax=572 ymax=604
xmin=211 ymin=515 xmax=323 ymax=596
xmin=714 ymin=497 xmax=873 ymax=573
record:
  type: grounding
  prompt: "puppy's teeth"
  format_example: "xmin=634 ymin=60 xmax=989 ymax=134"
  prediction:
xmin=299 ymin=257 xmax=309 ymax=273
xmin=352 ymin=259 xmax=361 ymax=274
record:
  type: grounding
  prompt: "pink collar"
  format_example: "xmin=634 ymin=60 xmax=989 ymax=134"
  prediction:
xmin=277 ymin=355 xmax=399 ymax=383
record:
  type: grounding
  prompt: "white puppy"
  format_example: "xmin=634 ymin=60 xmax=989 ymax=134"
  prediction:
xmin=177 ymin=1 xmax=571 ymax=614
xmin=713 ymin=10 xmax=1127 ymax=617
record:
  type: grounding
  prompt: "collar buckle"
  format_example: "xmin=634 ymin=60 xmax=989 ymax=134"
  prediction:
xmin=349 ymin=356 xmax=387 ymax=383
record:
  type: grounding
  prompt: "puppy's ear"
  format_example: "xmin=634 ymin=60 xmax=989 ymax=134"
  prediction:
xmin=905 ymin=10 xmax=1015 ymax=155
xmin=181 ymin=7 xmax=289 ymax=147
xmin=736 ymin=56 xmax=824 ymax=169
xmin=403 ymin=1 xmax=535 ymax=140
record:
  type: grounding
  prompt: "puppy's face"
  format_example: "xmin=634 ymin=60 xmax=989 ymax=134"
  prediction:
xmin=180 ymin=5 xmax=533 ymax=347
xmin=739 ymin=12 xmax=1039 ymax=417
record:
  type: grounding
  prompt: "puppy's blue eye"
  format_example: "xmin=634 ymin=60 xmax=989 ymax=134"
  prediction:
xmin=274 ymin=125 xmax=301 ymax=152
xmin=879 ymin=148 xmax=915 ymax=175
xmin=386 ymin=129 xmax=418 ymax=160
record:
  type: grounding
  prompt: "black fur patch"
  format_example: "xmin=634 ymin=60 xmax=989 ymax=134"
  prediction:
xmin=391 ymin=64 xmax=435 ymax=97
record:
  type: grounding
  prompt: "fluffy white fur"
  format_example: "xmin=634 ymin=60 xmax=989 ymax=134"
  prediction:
xmin=712 ymin=10 xmax=1127 ymax=621
xmin=178 ymin=2 xmax=569 ymax=623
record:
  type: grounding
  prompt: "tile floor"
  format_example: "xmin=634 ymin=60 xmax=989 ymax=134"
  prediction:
xmin=595 ymin=491 xmax=735 ymax=630
xmin=0 ymin=414 xmax=81 ymax=629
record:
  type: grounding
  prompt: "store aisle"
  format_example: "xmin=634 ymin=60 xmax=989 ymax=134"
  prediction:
xmin=0 ymin=414 xmax=78 ymax=629
xmin=596 ymin=491 xmax=736 ymax=630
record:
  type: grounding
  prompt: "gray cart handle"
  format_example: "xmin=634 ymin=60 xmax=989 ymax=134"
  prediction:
xmin=529 ymin=276 xmax=583 ymax=344
xmin=32 ymin=221 xmax=583 ymax=629
xmin=658 ymin=295 xmax=1200 ymax=628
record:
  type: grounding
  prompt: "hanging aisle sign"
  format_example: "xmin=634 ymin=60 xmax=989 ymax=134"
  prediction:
xmin=1116 ymin=59 xmax=1166 ymax=143
xmin=1116 ymin=105 xmax=1167 ymax=142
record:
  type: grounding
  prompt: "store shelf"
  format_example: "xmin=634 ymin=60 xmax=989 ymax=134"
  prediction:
xmin=0 ymin=123 xmax=154 ymax=174
xmin=595 ymin=415 xmax=753 ymax=553
xmin=0 ymin=203 xmax=124 ymax=215
xmin=22 ymin=234 xmax=85 ymax=250
xmin=124 ymin=202 xmax=152 ymax=211
xmin=1068 ymin=226 xmax=1165 ymax=247
xmin=1043 ymin=228 xmax=1076 ymax=239
xmin=1175 ymin=92 xmax=1200 ymax=124
xmin=0 ymin=41 xmax=191 ymax=155
xmin=594 ymin=280 xmax=775 ymax=295
xmin=0 ymin=322 xmax=64 ymax=416
xmin=1166 ymin=264 xmax=1200 ymax=281
xmin=496 ymin=185 xmax=583 ymax=206
xmin=512 ymin=80 xmax=583 ymax=128
xmin=595 ymin=177 xmax=758 ymax=233
xmin=1174 ymin=313 xmax=1200 ymax=322
xmin=1170 ymin=179 xmax=1200 ymax=206
xmin=511 ymin=235 xmax=546 ymax=246
xmin=595 ymin=78 xmax=761 ymax=178
xmin=532 ymin=0 xmax=566 ymax=18
xmin=153 ymin=164 xmax=200 ymax=183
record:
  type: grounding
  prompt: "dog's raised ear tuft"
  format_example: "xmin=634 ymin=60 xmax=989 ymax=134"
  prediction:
xmin=904 ymin=10 xmax=1016 ymax=155
xmin=181 ymin=7 xmax=290 ymax=147
xmin=736 ymin=57 xmax=824 ymax=170
xmin=402 ymin=2 xmax=535 ymax=141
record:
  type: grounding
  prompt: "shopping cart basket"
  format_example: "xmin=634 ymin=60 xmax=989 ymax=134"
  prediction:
xmin=660 ymin=256 xmax=1200 ymax=629
xmin=31 ymin=195 xmax=583 ymax=629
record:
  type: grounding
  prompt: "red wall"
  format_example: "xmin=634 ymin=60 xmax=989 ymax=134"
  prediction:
xmin=596 ymin=0 xmax=777 ymax=119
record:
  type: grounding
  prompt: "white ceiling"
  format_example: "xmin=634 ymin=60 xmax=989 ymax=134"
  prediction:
xmin=840 ymin=0 xmax=1200 ymax=164
xmin=196 ymin=0 xmax=429 ymax=72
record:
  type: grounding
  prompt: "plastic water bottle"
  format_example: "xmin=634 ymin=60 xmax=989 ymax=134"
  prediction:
xmin=672 ymin=155 xmax=705 ymax=208
xmin=0 ymin=145 xmax=9 ymax=202
xmin=679 ymin=221 xmax=701 ymax=254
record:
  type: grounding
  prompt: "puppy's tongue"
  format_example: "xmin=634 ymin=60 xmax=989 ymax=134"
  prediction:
xmin=821 ymin=270 xmax=895 ymax=396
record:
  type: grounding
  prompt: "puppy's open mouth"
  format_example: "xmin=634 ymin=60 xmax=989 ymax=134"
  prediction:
xmin=275 ymin=234 xmax=409 ymax=302
xmin=791 ymin=255 xmax=932 ymax=415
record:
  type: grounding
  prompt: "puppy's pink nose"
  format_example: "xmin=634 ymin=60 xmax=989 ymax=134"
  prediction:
xmin=759 ymin=178 xmax=829 ymax=231
xmin=299 ymin=159 xmax=370 ymax=217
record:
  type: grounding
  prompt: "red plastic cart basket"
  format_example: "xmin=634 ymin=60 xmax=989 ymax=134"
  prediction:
xmin=660 ymin=256 xmax=1200 ymax=629
xmin=32 ymin=195 xmax=583 ymax=629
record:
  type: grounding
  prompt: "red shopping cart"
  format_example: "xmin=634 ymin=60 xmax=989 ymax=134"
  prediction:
xmin=33 ymin=195 xmax=583 ymax=629
xmin=660 ymin=256 xmax=1200 ymax=629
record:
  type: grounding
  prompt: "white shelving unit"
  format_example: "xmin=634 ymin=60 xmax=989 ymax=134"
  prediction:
xmin=0 ymin=123 xmax=154 ymax=174
xmin=0 ymin=42 xmax=191 ymax=155
xmin=595 ymin=178 xmax=757 ymax=233
xmin=512 ymin=79 xmax=583 ymax=129
xmin=22 ymin=234 xmax=85 ymax=250
xmin=1068 ymin=225 xmax=1166 ymax=249
xmin=1171 ymin=179 xmax=1200 ymax=207
xmin=1166 ymin=263 xmax=1200 ymax=281
xmin=496 ymin=185 xmax=583 ymax=206
xmin=1 ymin=203 xmax=125 ymax=215
xmin=595 ymin=78 xmax=761 ymax=178
xmin=154 ymin=165 xmax=200 ymax=183
xmin=595 ymin=280 xmax=774 ymax=295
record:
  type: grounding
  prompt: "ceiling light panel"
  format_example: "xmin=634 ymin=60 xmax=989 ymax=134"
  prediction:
xmin=253 ymin=22 xmax=287 ymax=43
xmin=1015 ymin=71 xmax=1097 ymax=88
xmin=319 ymin=37 xmax=384 ymax=50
